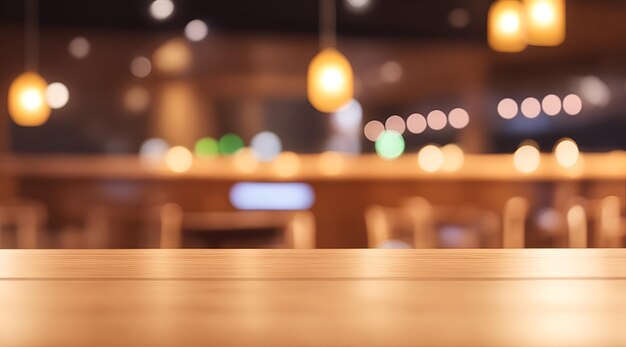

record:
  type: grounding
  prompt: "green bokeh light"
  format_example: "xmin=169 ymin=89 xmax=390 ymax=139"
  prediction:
xmin=375 ymin=130 xmax=405 ymax=160
xmin=195 ymin=137 xmax=218 ymax=157
xmin=218 ymin=133 xmax=244 ymax=155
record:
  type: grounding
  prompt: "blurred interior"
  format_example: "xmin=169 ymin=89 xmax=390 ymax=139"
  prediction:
xmin=0 ymin=0 xmax=624 ymax=249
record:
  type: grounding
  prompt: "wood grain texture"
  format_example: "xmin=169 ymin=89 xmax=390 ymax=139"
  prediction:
xmin=0 ymin=249 xmax=625 ymax=347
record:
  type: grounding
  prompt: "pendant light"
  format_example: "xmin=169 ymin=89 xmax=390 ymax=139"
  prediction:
xmin=8 ymin=0 xmax=50 ymax=126
xmin=524 ymin=0 xmax=565 ymax=46
xmin=307 ymin=0 xmax=354 ymax=113
xmin=488 ymin=0 xmax=527 ymax=53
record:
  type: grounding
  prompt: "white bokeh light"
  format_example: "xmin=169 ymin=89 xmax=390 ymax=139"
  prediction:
xmin=331 ymin=99 xmax=362 ymax=134
xmin=513 ymin=142 xmax=541 ymax=173
xmin=497 ymin=98 xmax=518 ymax=119
xmin=150 ymin=0 xmax=174 ymax=20
xmin=139 ymin=138 xmax=169 ymax=169
xmin=344 ymin=0 xmax=371 ymax=11
xmin=541 ymin=94 xmax=562 ymax=116
xmin=385 ymin=115 xmax=406 ymax=134
xmin=130 ymin=56 xmax=152 ymax=78
xmin=448 ymin=108 xmax=470 ymax=129
xmin=68 ymin=37 xmax=90 ymax=59
xmin=364 ymin=120 xmax=384 ymax=141
xmin=185 ymin=19 xmax=209 ymax=42
xmin=407 ymin=113 xmax=427 ymax=134
xmin=579 ymin=76 xmax=610 ymax=107
xmin=521 ymin=97 xmax=541 ymax=118
xmin=562 ymin=94 xmax=582 ymax=116
xmin=251 ymin=131 xmax=282 ymax=162
xmin=427 ymin=110 xmax=447 ymax=130
xmin=418 ymin=145 xmax=444 ymax=173
xmin=45 ymin=82 xmax=70 ymax=109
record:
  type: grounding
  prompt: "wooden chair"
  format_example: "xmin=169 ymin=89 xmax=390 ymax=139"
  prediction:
xmin=0 ymin=199 xmax=47 ymax=248
xmin=159 ymin=203 xmax=316 ymax=249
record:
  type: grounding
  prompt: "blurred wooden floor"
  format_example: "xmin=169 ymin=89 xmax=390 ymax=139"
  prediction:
xmin=0 ymin=249 xmax=625 ymax=346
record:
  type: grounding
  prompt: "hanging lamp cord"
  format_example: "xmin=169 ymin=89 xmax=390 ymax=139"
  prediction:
xmin=25 ymin=0 xmax=39 ymax=71
xmin=320 ymin=0 xmax=336 ymax=49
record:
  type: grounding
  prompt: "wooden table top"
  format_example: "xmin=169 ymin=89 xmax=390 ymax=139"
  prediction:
xmin=1 ymin=249 xmax=625 ymax=347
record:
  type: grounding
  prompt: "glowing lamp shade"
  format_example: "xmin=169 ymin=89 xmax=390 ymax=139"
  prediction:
xmin=307 ymin=48 xmax=354 ymax=113
xmin=8 ymin=72 xmax=51 ymax=126
xmin=488 ymin=0 xmax=527 ymax=53
xmin=524 ymin=0 xmax=565 ymax=46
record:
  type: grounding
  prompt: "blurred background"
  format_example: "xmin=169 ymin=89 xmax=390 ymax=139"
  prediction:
xmin=0 ymin=0 xmax=624 ymax=249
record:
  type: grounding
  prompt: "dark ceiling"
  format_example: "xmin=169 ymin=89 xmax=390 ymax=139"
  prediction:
xmin=0 ymin=0 xmax=491 ymax=40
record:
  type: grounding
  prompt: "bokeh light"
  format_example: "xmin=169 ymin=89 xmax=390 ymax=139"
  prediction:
xmin=139 ymin=138 xmax=169 ymax=169
xmin=130 ymin=56 xmax=152 ymax=78
xmin=521 ymin=97 xmax=541 ymax=118
xmin=525 ymin=0 xmax=565 ymax=46
xmin=344 ymin=0 xmax=372 ymax=11
xmin=448 ymin=108 xmax=470 ymax=129
xmin=541 ymin=94 xmax=561 ymax=116
xmin=562 ymin=94 xmax=582 ymax=115
xmin=407 ymin=113 xmax=427 ymax=134
xmin=233 ymin=147 xmax=259 ymax=173
xmin=418 ymin=144 xmax=444 ymax=173
xmin=165 ymin=146 xmax=193 ymax=173
xmin=579 ymin=76 xmax=610 ymax=107
xmin=554 ymin=138 xmax=579 ymax=168
xmin=497 ymin=98 xmax=518 ymax=119
xmin=441 ymin=144 xmax=465 ymax=172
xmin=150 ymin=0 xmax=174 ymax=20
xmin=427 ymin=110 xmax=447 ymax=130
xmin=218 ymin=133 xmax=244 ymax=155
xmin=331 ymin=99 xmax=362 ymax=133
xmin=45 ymin=82 xmax=70 ymax=109
xmin=185 ymin=19 xmax=209 ymax=42
xmin=379 ymin=61 xmax=403 ymax=84
xmin=273 ymin=152 xmax=301 ymax=178
xmin=363 ymin=120 xmax=384 ymax=141
xmin=194 ymin=137 xmax=219 ymax=158
xmin=513 ymin=141 xmax=541 ymax=173
xmin=318 ymin=151 xmax=345 ymax=176
xmin=307 ymin=48 xmax=354 ymax=113
xmin=153 ymin=38 xmax=192 ymax=74
xmin=488 ymin=0 xmax=527 ymax=52
xmin=8 ymin=72 xmax=50 ymax=126
xmin=375 ymin=131 xmax=405 ymax=160
xmin=68 ymin=37 xmax=90 ymax=59
xmin=123 ymin=86 xmax=150 ymax=113
xmin=448 ymin=8 xmax=470 ymax=29
xmin=251 ymin=131 xmax=282 ymax=162
xmin=385 ymin=115 xmax=406 ymax=134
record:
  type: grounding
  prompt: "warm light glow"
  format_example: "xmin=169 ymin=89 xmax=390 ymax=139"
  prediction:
xmin=375 ymin=131 xmax=405 ymax=160
xmin=541 ymin=94 xmax=561 ymax=116
xmin=562 ymin=94 xmax=582 ymax=115
xmin=45 ymin=82 xmax=70 ymax=109
xmin=150 ymin=0 xmax=174 ymax=20
xmin=307 ymin=48 xmax=354 ymax=113
xmin=488 ymin=0 xmax=527 ymax=52
xmin=273 ymin=152 xmax=301 ymax=178
xmin=427 ymin=110 xmax=447 ymax=130
xmin=380 ymin=61 xmax=403 ymax=84
xmin=185 ymin=19 xmax=209 ymax=42
xmin=233 ymin=148 xmax=259 ymax=173
xmin=554 ymin=138 xmax=579 ymax=168
xmin=498 ymin=98 xmax=518 ymax=119
xmin=153 ymin=38 xmax=192 ymax=74
xmin=524 ymin=0 xmax=565 ymax=46
xmin=521 ymin=97 xmax=541 ymax=118
xmin=407 ymin=113 xmax=427 ymax=134
xmin=8 ymin=72 xmax=51 ymax=126
xmin=123 ymin=86 xmax=150 ymax=113
xmin=318 ymin=151 xmax=346 ymax=176
xmin=418 ymin=144 xmax=444 ymax=173
xmin=344 ymin=0 xmax=371 ymax=11
xmin=513 ymin=141 xmax=541 ymax=173
xmin=251 ymin=131 xmax=282 ymax=162
xmin=68 ymin=37 xmax=90 ymax=59
xmin=385 ymin=115 xmax=406 ymax=134
xmin=139 ymin=138 xmax=169 ymax=169
xmin=363 ymin=120 xmax=384 ymax=141
xmin=441 ymin=144 xmax=465 ymax=172
xmin=130 ymin=56 xmax=152 ymax=78
xmin=448 ymin=108 xmax=470 ymax=129
xmin=165 ymin=146 xmax=193 ymax=173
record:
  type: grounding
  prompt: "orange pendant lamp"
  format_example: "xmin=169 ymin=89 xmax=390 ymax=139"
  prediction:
xmin=8 ymin=0 xmax=50 ymax=126
xmin=307 ymin=0 xmax=354 ymax=113
xmin=488 ymin=0 xmax=527 ymax=52
xmin=524 ymin=0 xmax=565 ymax=46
